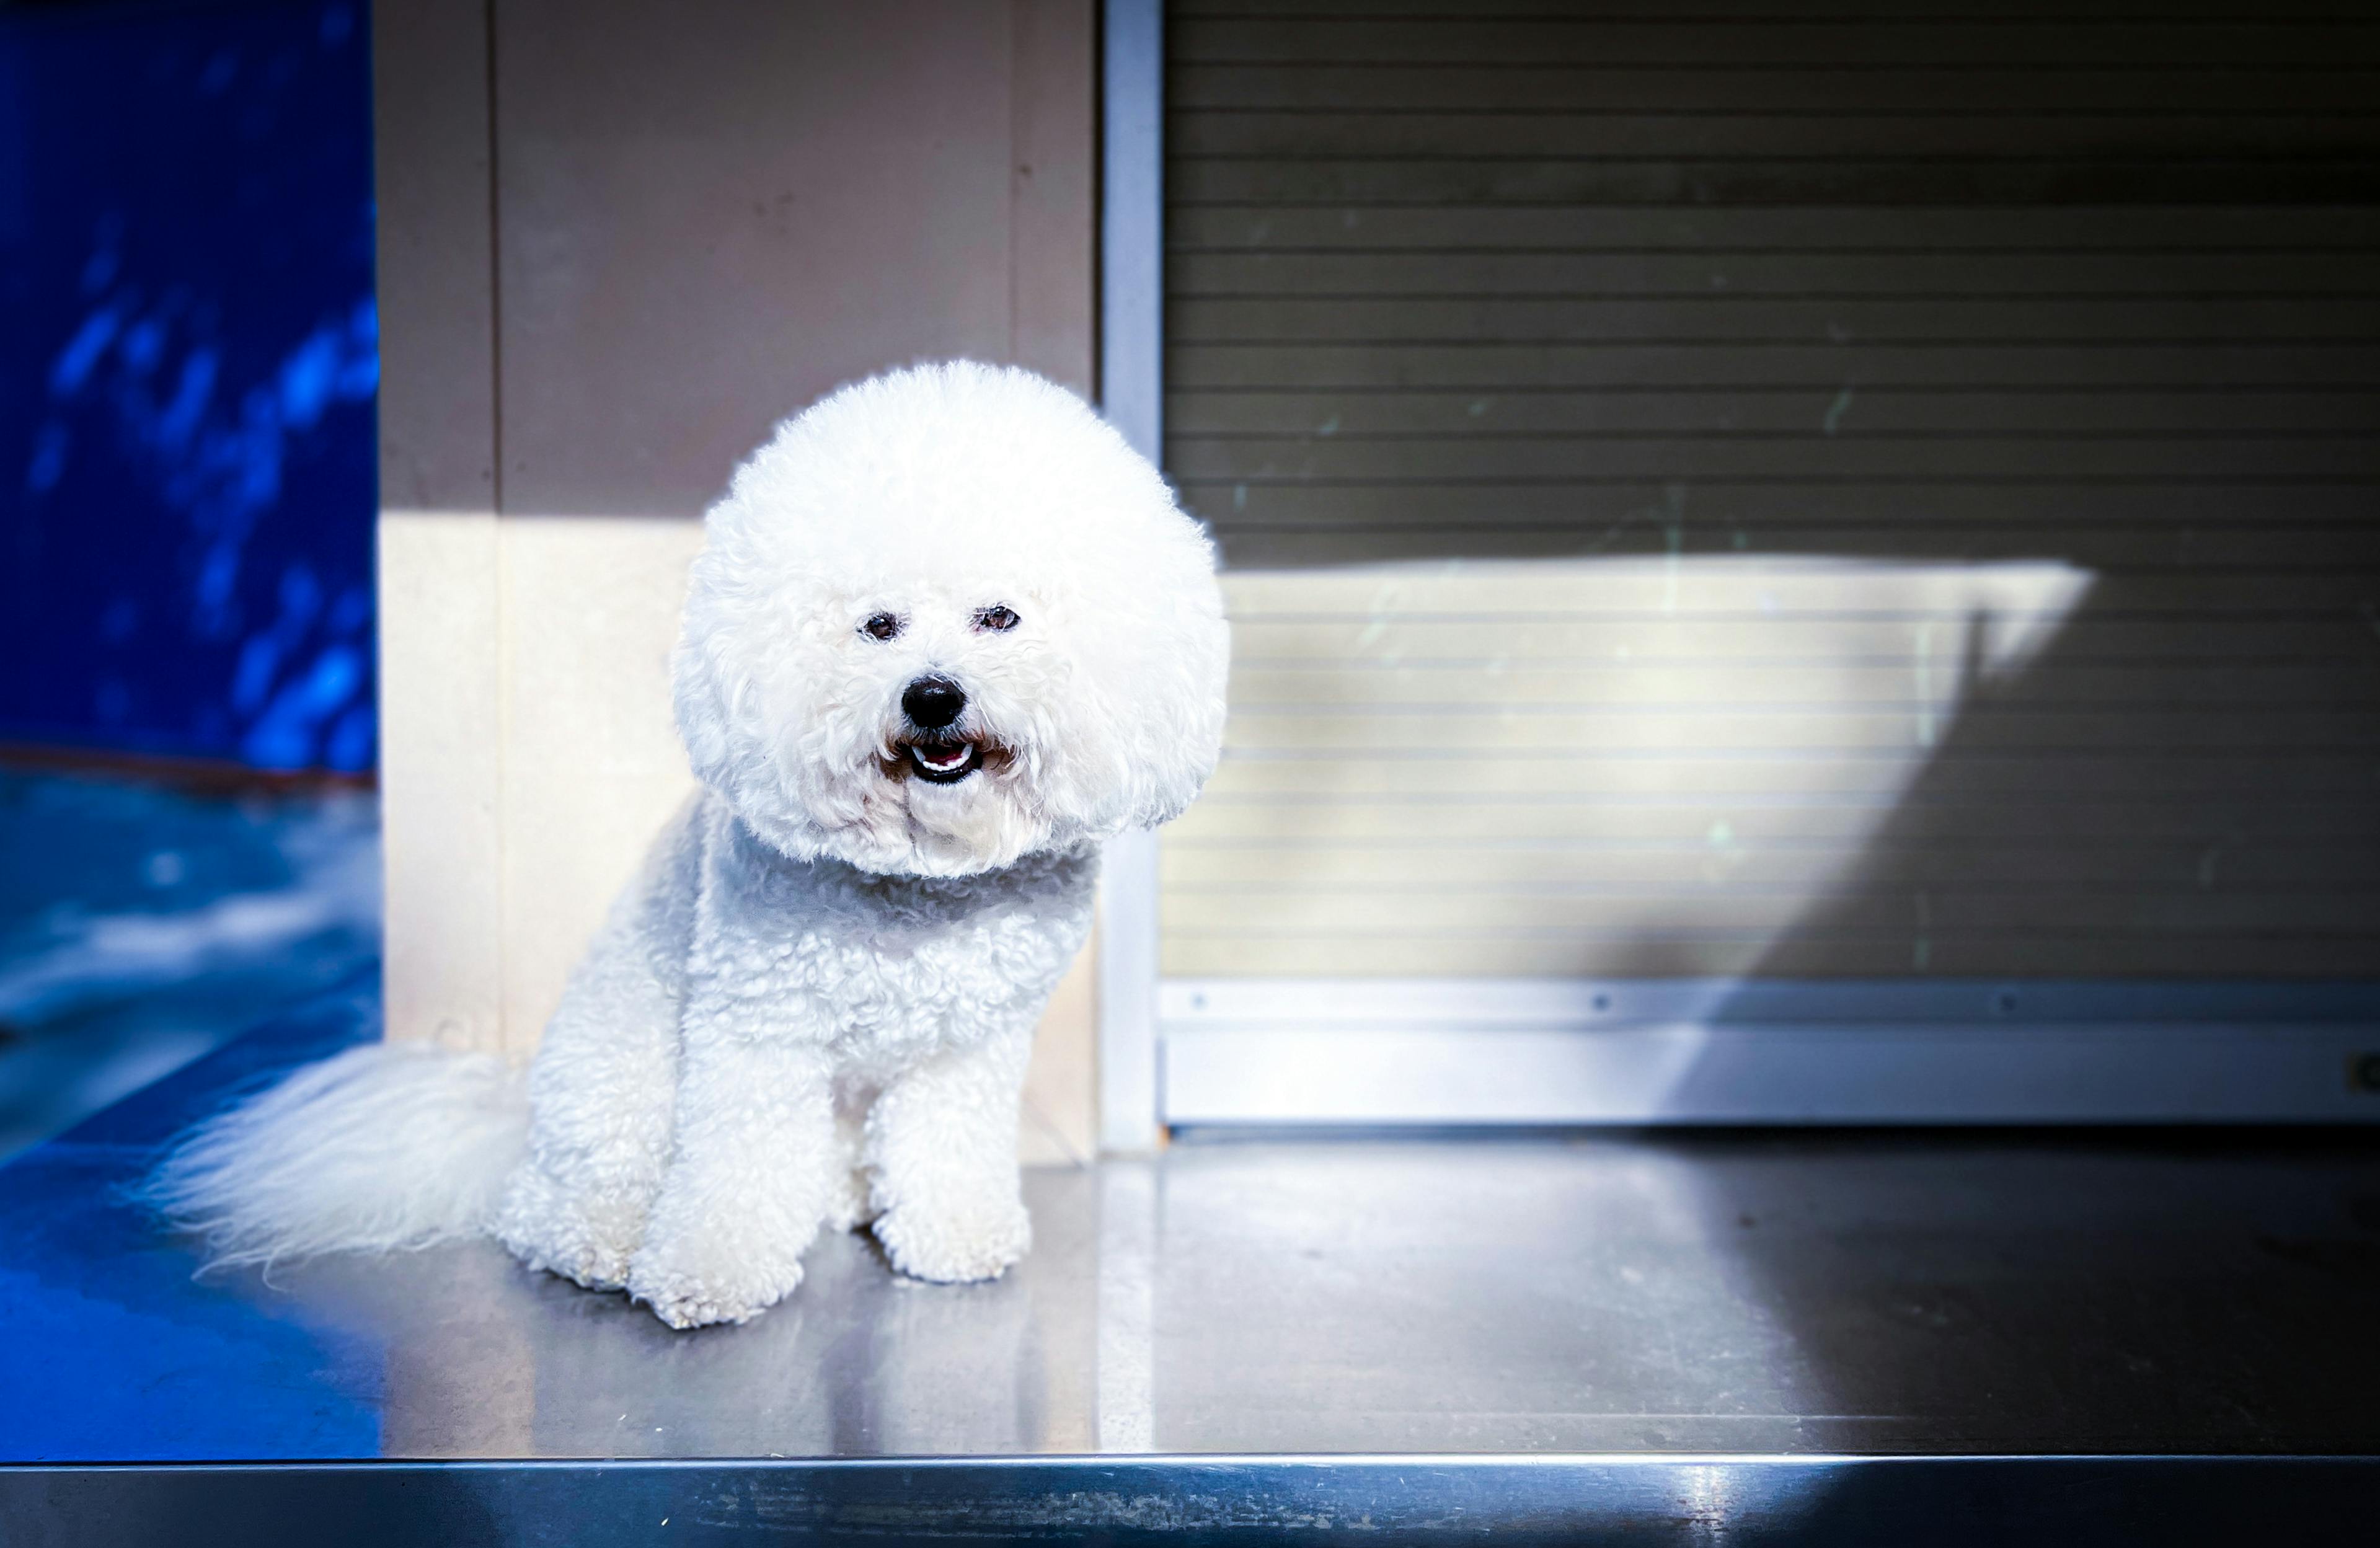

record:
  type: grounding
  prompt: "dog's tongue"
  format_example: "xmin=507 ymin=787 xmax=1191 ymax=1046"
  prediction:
xmin=916 ymin=743 xmax=971 ymax=772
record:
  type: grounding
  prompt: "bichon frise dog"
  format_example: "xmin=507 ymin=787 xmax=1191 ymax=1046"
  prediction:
xmin=153 ymin=362 xmax=1229 ymax=1328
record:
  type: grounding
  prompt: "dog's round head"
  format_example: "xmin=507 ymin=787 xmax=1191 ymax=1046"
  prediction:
xmin=673 ymin=362 xmax=1229 ymax=877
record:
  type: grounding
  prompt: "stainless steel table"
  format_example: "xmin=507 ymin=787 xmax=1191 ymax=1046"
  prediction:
xmin=4 ymin=984 xmax=2376 ymax=1542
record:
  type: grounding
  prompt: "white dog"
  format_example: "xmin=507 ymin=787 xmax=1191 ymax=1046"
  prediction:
xmin=153 ymin=362 xmax=1229 ymax=1328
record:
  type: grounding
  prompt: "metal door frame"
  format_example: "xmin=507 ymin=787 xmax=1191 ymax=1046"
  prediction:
xmin=1092 ymin=0 xmax=2380 ymax=1144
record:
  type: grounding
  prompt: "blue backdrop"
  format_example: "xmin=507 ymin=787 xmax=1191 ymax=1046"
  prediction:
xmin=0 ymin=0 xmax=376 ymax=772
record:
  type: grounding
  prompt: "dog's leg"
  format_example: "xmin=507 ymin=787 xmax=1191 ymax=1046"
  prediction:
xmin=495 ymin=796 xmax=702 ymax=1291
xmin=627 ymin=1033 xmax=838 ymax=1328
xmin=495 ymin=950 xmax=678 ymax=1291
xmin=623 ymin=811 xmax=839 ymax=1329
xmin=865 ymin=1019 xmax=1035 ymax=1283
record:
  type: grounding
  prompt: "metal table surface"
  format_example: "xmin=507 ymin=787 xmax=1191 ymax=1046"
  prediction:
xmin=4 ymin=989 xmax=2378 ymax=1542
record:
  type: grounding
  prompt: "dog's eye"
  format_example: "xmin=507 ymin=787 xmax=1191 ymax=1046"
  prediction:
xmin=860 ymin=612 xmax=903 ymax=641
xmin=972 ymin=605 xmax=1021 ymax=633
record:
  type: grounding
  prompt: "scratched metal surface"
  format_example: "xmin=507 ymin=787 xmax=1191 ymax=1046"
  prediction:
xmin=5 ymin=993 xmax=2380 ymax=1465
xmin=4 ymin=1457 xmax=2376 ymax=1546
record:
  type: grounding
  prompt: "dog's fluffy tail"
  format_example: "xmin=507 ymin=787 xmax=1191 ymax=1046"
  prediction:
xmin=145 ymin=1040 xmax=529 ymax=1268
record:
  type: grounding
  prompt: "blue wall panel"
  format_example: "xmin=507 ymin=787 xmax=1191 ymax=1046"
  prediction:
xmin=0 ymin=0 xmax=376 ymax=772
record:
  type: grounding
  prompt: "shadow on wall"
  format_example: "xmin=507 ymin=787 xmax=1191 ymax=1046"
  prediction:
xmin=0 ymin=0 xmax=378 ymax=772
xmin=1741 ymin=556 xmax=2380 ymax=983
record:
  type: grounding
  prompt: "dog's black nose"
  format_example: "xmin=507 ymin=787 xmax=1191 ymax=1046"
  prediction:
xmin=902 ymin=674 xmax=967 ymax=730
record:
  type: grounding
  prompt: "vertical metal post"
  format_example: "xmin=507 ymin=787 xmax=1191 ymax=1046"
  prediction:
xmin=1096 ymin=0 xmax=1164 ymax=1153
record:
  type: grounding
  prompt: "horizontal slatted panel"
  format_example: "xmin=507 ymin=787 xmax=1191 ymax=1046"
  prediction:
xmin=1161 ymin=4 xmax=2380 ymax=980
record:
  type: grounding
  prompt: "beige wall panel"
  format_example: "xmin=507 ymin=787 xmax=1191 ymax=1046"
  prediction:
xmin=492 ymin=517 xmax=706 ymax=1057
xmin=379 ymin=511 xmax=504 ymax=1050
xmin=1002 ymin=0 xmax=1098 ymax=1160
xmin=1019 ymin=931 xmax=1097 ymax=1167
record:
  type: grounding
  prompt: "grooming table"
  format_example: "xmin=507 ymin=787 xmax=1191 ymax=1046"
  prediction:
xmin=4 ymin=984 xmax=2375 ymax=1543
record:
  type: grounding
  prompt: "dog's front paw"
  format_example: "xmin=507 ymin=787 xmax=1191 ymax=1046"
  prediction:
xmin=874 ymin=1193 xmax=1031 ymax=1284
xmin=624 ymin=1243 xmax=798 ymax=1330
xmin=629 ymin=1277 xmax=784 ymax=1330
xmin=496 ymin=1161 xmax=644 ymax=1292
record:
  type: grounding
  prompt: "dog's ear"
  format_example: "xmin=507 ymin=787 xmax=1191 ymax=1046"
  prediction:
xmin=668 ymin=508 xmax=835 ymax=867
xmin=976 ymin=374 xmax=1229 ymax=844
xmin=1048 ymin=486 xmax=1231 ymax=843
xmin=1108 ymin=573 xmax=1231 ymax=833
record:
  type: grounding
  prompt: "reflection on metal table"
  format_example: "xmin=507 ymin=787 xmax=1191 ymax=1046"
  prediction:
xmin=2 ymin=984 xmax=2375 ymax=1542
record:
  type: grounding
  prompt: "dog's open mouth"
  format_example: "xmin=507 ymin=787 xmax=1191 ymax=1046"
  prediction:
xmin=904 ymin=738 xmax=982 ymax=784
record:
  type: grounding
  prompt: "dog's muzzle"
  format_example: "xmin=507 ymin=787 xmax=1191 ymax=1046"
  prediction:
xmin=900 ymin=674 xmax=983 ymax=783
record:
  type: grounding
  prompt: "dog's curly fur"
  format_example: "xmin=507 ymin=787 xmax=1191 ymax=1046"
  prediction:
xmin=150 ymin=363 xmax=1230 ymax=1328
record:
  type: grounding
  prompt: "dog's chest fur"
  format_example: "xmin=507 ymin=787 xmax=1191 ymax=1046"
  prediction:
xmin=686 ymin=794 xmax=1095 ymax=1069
